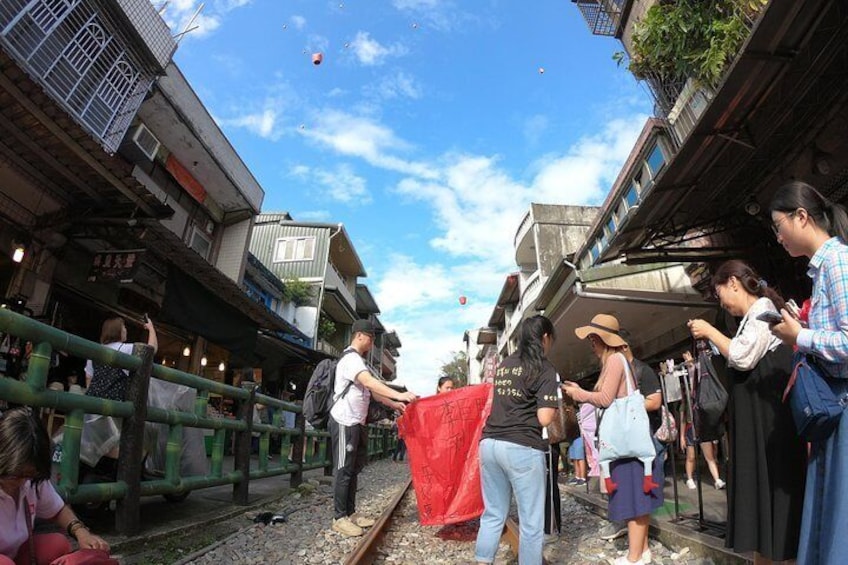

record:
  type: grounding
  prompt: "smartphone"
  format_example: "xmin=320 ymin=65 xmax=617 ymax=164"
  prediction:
xmin=756 ymin=310 xmax=783 ymax=324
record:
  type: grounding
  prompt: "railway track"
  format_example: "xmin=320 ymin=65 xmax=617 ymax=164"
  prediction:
xmin=343 ymin=478 xmax=534 ymax=565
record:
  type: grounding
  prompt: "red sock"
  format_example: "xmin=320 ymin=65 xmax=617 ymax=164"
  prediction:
xmin=643 ymin=475 xmax=659 ymax=493
xmin=604 ymin=477 xmax=618 ymax=494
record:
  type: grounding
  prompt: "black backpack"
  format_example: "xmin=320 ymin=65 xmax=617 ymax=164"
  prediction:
xmin=303 ymin=349 xmax=356 ymax=428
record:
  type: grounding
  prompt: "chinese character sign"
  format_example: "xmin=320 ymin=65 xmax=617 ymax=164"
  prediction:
xmin=398 ymin=383 xmax=492 ymax=525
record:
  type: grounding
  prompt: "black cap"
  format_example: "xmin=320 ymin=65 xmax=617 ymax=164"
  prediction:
xmin=351 ymin=319 xmax=375 ymax=336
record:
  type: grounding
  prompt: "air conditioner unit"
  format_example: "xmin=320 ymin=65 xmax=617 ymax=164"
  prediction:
xmin=667 ymin=78 xmax=714 ymax=144
xmin=132 ymin=123 xmax=161 ymax=161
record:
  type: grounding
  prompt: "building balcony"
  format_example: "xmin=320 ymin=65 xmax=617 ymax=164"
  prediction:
xmin=381 ymin=351 xmax=396 ymax=379
xmin=572 ymin=0 xmax=627 ymax=37
xmin=508 ymin=270 xmax=544 ymax=341
xmin=0 ymin=0 xmax=176 ymax=153
xmin=316 ymin=339 xmax=341 ymax=358
xmin=514 ymin=209 xmax=535 ymax=267
xmin=322 ymin=263 xmax=357 ymax=324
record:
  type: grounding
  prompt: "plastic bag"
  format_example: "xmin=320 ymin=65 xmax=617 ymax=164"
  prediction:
xmin=398 ymin=384 xmax=492 ymax=526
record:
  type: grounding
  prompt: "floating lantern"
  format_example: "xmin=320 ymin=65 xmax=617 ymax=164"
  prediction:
xmin=459 ymin=296 xmax=467 ymax=305
xmin=312 ymin=52 xmax=323 ymax=65
xmin=538 ymin=67 xmax=545 ymax=74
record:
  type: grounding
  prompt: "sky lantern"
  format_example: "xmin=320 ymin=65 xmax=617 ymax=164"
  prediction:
xmin=538 ymin=67 xmax=545 ymax=74
xmin=312 ymin=52 xmax=323 ymax=65
xmin=459 ymin=295 xmax=467 ymax=305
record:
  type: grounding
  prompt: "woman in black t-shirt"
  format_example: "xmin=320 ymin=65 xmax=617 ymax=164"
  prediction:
xmin=474 ymin=316 xmax=559 ymax=565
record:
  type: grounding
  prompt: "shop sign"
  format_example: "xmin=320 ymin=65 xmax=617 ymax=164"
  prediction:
xmin=88 ymin=249 xmax=144 ymax=283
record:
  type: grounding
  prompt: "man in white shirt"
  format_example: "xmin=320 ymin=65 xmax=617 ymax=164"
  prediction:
xmin=329 ymin=319 xmax=417 ymax=537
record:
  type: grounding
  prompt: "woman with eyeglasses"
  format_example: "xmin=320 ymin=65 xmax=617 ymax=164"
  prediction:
xmin=687 ymin=260 xmax=806 ymax=564
xmin=0 ymin=408 xmax=111 ymax=564
xmin=768 ymin=181 xmax=848 ymax=565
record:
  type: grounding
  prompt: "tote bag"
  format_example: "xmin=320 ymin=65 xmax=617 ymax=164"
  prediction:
xmin=597 ymin=353 xmax=656 ymax=480
xmin=694 ymin=352 xmax=728 ymax=441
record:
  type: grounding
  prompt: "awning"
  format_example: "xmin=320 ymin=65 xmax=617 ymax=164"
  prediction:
xmin=538 ymin=261 xmax=717 ymax=379
xmin=599 ymin=0 xmax=848 ymax=262
xmin=254 ymin=331 xmax=330 ymax=376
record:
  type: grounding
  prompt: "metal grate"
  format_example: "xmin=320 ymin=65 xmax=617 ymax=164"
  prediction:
xmin=572 ymin=0 xmax=625 ymax=37
xmin=0 ymin=0 xmax=159 ymax=154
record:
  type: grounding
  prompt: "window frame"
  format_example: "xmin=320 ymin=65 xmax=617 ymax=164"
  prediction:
xmin=273 ymin=236 xmax=316 ymax=263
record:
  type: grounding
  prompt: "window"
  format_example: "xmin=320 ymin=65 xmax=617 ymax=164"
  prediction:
xmin=625 ymin=182 xmax=639 ymax=209
xmin=189 ymin=227 xmax=212 ymax=260
xmin=646 ymin=144 xmax=666 ymax=178
xmin=274 ymin=237 xmax=316 ymax=262
xmin=606 ymin=217 xmax=616 ymax=236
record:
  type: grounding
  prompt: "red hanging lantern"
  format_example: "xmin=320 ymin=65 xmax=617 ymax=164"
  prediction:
xmin=459 ymin=296 xmax=467 ymax=305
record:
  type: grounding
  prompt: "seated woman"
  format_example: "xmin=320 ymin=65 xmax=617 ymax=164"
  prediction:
xmin=0 ymin=408 xmax=111 ymax=565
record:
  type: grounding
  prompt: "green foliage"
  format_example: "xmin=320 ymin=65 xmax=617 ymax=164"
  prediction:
xmin=282 ymin=278 xmax=313 ymax=306
xmin=439 ymin=351 xmax=468 ymax=388
xmin=317 ymin=316 xmax=336 ymax=340
xmin=629 ymin=0 xmax=766 ymax=85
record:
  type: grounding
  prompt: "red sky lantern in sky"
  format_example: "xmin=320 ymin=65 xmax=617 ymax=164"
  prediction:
xmin=312 ymin=52 xmax=323 ymax=65
xmin=459 ymin=295 xmax=467 ymax=305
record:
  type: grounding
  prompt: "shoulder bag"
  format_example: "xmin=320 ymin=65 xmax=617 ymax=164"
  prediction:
xmin=783 ymin=352 xmax=844 ymax=441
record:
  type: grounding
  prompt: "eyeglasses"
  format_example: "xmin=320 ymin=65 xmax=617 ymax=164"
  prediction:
xmin=771 ymin=211 xmax=796 ymax=235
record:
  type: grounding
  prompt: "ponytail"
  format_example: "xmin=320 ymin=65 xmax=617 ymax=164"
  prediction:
xmin=770 ymin=180 xmax=848 ymax=243
xmin=712 ymin=260 xmax=786 ymax=311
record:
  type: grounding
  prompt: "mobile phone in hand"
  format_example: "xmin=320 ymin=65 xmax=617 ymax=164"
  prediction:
xmin=756 ymin=310 xmax=783 ymax=325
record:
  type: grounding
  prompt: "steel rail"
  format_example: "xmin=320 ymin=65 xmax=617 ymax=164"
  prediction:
xmin=344 ymin=477 xmax=413 ymax=565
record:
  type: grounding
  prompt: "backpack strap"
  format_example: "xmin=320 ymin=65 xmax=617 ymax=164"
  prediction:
xmin=331 ymin=349 xmax=360 ymax=407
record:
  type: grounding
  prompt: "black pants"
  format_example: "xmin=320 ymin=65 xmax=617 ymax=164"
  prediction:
xmin=329 ymin=418 xmax=369 ymax=520
xmin=545 ymin=443 xmax=562 ymax=535
xmin=392 ymin=439 xmax=407 ymax=461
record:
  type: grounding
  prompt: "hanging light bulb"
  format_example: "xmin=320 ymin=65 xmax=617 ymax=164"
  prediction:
xmin=218 ymin=361 xmax=225 ymax=372
xmin=182 ymin=346 xmax=191 ymax=357
xmin=12 ymin=243 xmax=25 ymax=263
xmin=200 ymin=356 xmax=208 ymax=367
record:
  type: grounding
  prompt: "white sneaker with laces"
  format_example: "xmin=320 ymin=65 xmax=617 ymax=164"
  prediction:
xmin=612 ymin=556 xmax=644 ymax=565
xmin=715 ymin=479 xmax=726 ymax=490
xmin=686 ymin=478 xmax=697 ymax=490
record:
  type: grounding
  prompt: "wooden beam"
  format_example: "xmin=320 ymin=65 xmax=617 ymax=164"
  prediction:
xmin=0 ymin=71 xmax=158 ymax=216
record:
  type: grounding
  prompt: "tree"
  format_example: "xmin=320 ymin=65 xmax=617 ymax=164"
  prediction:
xmin=439 ymin=351 xmax=468 ymax=388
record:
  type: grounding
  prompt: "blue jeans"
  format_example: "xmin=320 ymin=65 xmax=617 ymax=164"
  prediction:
xmin=475 ymin=438 xmax=546 ymax=564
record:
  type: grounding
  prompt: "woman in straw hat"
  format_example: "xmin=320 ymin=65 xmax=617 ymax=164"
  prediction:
xmin=562 ymin=314 xmax=661 ymax=565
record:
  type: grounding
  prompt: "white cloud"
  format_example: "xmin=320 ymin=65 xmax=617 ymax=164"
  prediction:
xmin=390 ymin=0 xmax=482 ymax=33
xmin=296 ymin=210 xmax=331 ymax=222
xmin=365 ymin=71 xmax=422 ymax=101
xmin=290 ymin=15 xmax=306 ymax=30
xmin=217 ymin=108 xmax=278 ymax=139
xmin=522 ymin=114 xmax=548 ymax=147
xmin=159 ymin=0 xmax=251 ymax=39
xmin=339 ymin=111 xmax=648 ymax=388
xmin=289 ymin=163 xmax=371 ymax=205
xmin=348 ymin=32 xmax=408 ymax=66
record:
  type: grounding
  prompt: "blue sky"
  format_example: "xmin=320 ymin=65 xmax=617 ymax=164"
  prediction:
xmin=160 ymin=0 xmax=652 ymax=396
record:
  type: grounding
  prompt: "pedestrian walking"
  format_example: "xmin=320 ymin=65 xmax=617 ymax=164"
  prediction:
xmin=475 ymin=315 xmax=559 ymax=565
xmin=329 ymin=319 xmax=417 ymax=538
xmin=687 ymin=259 xmax=805 ymax=563
xmin=769 ymin=181 xmax=848 ymax=565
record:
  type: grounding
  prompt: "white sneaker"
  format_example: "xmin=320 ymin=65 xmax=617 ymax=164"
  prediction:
xmin=350 ymin=513 xmax=376 ymax=528
xmin=331 ymin=517 xmax=363 ymax=537
xmin=715 ymin=479 xmax=726 ymax=490
xmin=612 ymin=556 xmax=644 ymax=565
xmin=686 ymin=478 xmax=697 ymax=490
xmin=642 ymin=549 xmax=652 ymax=564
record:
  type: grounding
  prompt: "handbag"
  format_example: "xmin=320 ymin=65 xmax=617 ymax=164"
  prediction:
xmin=694 ymin=352 xmax=728 ymax=441
xmin=782 ymin=353 xmax=844 ymax=441
xmin=596 ymin=353 xmax=657 ymax=494
xmin=654 ymin=404 xmax=678 ymax=443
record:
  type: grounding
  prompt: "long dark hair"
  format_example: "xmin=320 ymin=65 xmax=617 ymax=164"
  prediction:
xmin=0 ymin=407 xmax=52 ymax=484
xmin=770 ymin=180 xmax=848 ymax=243
xmin=516 ymin=315 xmax=555 ymax=376
xmin=712 ymin=260 xmax=786 ymax=311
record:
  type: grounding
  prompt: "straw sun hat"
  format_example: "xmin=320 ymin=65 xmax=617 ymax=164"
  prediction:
xmin=574 ymin=314 xmax=628 ymax=348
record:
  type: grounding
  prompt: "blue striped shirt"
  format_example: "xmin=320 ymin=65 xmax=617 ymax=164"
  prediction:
xmin=796 ymin=236 xmax=848 ymax=378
